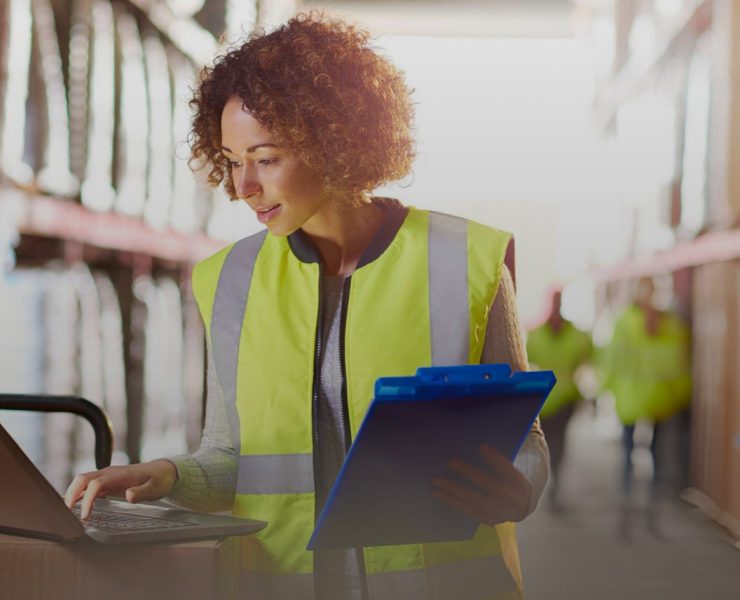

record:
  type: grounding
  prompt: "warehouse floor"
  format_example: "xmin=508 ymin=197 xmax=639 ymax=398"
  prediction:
xmin=518 ymin=406 xmax=740 ymax=600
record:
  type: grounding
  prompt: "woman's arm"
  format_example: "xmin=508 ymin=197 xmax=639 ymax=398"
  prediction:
xmin=166 ymin=347 xmax=238 ymax=512
xmin=431 ymin=265 xmax=550 ymax=524
xmin=64 ymin=346 xmax=237 ymax=517
xmin=481 ymin=265 xmax=550 ymax=517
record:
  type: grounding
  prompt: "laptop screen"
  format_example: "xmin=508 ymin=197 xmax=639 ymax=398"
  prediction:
xmin=0 ymin=423 xmax=84 ymax=541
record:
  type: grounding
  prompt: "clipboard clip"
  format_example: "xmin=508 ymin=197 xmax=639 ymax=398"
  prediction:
xmin=415 ymin=364 xmax=513 ymax=384
xmin=374 ymin=364 xmax=555 ymax=399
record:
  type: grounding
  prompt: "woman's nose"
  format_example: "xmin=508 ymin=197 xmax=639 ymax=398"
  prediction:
xmin=235 ymin=169 xmax=262 ymax=199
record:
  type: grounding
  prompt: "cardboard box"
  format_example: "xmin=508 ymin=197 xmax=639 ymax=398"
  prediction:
xmin=0 ymin=533 xmax=242 ymax=600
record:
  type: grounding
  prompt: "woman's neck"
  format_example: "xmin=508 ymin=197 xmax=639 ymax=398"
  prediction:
xmin=302 ymin=199 xmax=385 ymax=276
xmin=547 ymin=314 xmax=565 ymax=334
xmin=636 ymin=300 xmax=661 ymax=336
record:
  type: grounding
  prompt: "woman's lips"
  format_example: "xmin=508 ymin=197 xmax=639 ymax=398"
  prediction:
xmin=256 ymin=204 xmax=281 ymax=224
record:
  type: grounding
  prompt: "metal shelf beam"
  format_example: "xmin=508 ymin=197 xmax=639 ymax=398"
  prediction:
xmin=5 ymin=191 xmax=224 ymax=263
xmin=592 ymin=227 xmax=740 ymax=282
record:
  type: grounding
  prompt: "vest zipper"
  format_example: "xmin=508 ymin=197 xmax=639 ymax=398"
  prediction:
xmin=312 ymin=264 xmax=325 ymax=521
xmin=339 ymin=276 xmax=370 ymax=600
xmin=312 ymin=271 xmax=369 ymax=599
xmin=338 ymin=276 xmax=352 ymax=454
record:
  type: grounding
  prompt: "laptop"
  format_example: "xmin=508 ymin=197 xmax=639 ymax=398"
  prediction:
xmin=0 ymin=423 xmax=266 ymax=544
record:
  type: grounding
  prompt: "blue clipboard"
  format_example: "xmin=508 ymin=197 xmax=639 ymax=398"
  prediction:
xmin=307 ymin=364 xmax=555 ymax=550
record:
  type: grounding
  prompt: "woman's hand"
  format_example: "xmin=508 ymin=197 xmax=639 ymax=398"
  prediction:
xmin=432 ymin=444 xmax=532 ymax=526
xmin=64 ymin=460 xmax=178 ymax=520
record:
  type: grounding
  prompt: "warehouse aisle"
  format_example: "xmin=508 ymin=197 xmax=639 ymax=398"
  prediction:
xmin=518 ymin=405 xmax=740 ymax=600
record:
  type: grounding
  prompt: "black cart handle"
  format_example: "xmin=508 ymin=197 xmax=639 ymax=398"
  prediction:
xmin=0 ymin=394 xmax=113 ymax=469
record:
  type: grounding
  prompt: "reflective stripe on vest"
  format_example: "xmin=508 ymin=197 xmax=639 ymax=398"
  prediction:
xmin=239 ymin=555 xmax=519 ymax=600
xmin=428 ymin=211 xmax=469 ymax=365
xmin=209 ymin=229 xmax=267 ymax=454
xmin=237 ymin=454 xmax=314 ymax=494
xmin=368 ymin=555 xmax=519 ymax=599
xmin=191 ymin=207 xmax=520 ymax=599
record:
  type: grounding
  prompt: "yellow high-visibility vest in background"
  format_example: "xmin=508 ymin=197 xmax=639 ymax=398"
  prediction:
xmin=602 ymin=304 xmax=692 ymax=425
xmin=192 ymin=207 xmax=523 ymax=600
xmin=526 ymin=321 xmax=592 ymax=420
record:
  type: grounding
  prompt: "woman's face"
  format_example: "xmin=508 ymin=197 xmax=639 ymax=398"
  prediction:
xmin=220 ymin=96 xmax=329 ymax=237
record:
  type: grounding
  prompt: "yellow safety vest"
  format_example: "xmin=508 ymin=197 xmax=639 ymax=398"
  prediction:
xmin=602 ymin=305 xmax=692 ymax=425
xmin=526 ymin=321 xmax=592 ymax=419
xmin=191 ymin=207 xmax=523 ymax=600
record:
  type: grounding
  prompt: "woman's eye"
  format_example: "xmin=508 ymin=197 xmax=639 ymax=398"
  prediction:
xmin=258 ymin=158 xmax=278 ymax=166
xmin=228 ymin=160 xmax=241 ymax=169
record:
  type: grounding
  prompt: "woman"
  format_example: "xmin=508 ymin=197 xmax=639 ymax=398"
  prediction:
xmin=66 ymin=13 xmax=548 ymax=600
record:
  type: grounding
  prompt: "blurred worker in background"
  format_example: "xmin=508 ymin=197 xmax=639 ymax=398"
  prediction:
xmin=527 ymin=288 xmax=592 ymax=512
xmin=601 ymin=277 xmax=692 ymax=535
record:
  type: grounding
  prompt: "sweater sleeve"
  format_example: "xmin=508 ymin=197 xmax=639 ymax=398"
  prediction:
xmin=482 ymin=265 xmax=550 ymax=517
xmin=165 ymin=346 xmax=238 ymax=512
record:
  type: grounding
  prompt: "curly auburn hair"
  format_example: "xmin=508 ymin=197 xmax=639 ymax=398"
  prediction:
xmin=188 ymin=12 xmax=416 ymax=201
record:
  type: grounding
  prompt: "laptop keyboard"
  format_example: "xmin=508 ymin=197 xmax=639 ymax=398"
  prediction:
xmin=72 ymin=506 xmax=190 ymax=531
